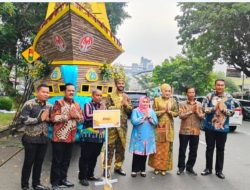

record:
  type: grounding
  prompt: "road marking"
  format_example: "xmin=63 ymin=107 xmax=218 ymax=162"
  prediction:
xmin=199 ymin=140 xmax=206 ymax=145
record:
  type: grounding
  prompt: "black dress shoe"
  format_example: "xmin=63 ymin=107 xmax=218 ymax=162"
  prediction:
xmin=216 ymin=172 xmax=225 ymax=179
xmin=177 ymin=169 xmax=184 ymax=175
xmin=201 ymin=169 xmax=212 ymax=176
xmin=140 ymin=171 xmax=146 ymax=177
xmin=114 ymin=168 xmax=126 ymax=176
xmin=33 ymin=184 xmax=49 ymax=190
xmin=131 ymin=172 xmax=137 ymax=177
xmin=59 ymin=180 xmax=74 ymax=187
xmin=22 ymin=187 xmax=29 ymax=190
xmin=186 ymin=168 xmax=197 ymax=176
xmin=79 ymin=179 xmax=89 ymax=186
xmin=87 ymin=176 xmax=102 ymax=181
xmin=51 ymin=185 xmax=60 ymax=190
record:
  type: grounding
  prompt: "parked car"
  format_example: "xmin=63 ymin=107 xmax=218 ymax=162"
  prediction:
xmin=172 ymin=95 xmax=187 ymax=105
xmin=229 ymin=99 xmax=243 ymax=132
xmin=126 ymin=91 xmax=148 ymax=108
xmin=237 ymin=99 xmax=250 ymax=120
xmin=195 ymin=96 xmax=205 ymax=104
xmin=195 ymin=97 xmax=243 ymax=132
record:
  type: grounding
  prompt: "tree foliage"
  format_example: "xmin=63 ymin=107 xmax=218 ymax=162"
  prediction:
xmin=152 ymin=55 xmax=214 ymax=95
xmin=134 ymin=74 xmax=154 ymax=91
xmin=0 ymin=3 xmax=47 ymax=96
xmin=0 ymin=3 xmax=47 ymax=66
xmin=176 ymin=3 xmax=250 ymax=77
xmin=106 ymin=3 xmax=130 ymax=34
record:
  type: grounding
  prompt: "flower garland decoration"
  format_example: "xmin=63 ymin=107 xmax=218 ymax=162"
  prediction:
xmin=29 ymin=60 xmax=51 ymax=80
xmin=100 ymin=64 xmax=126 ymax=82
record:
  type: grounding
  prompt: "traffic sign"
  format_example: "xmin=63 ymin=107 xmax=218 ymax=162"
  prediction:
xmin=22 ymin=46 xmax=40 ymax=64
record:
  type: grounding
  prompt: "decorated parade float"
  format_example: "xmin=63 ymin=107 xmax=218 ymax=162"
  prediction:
xmin=19 ymin=2 xmax=126 ymax=144
xmin=22 ymin=2 xmax=124 ymax=106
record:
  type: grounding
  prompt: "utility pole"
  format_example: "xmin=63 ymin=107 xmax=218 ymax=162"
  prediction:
xmin=241 ymin=72 xmax=245 ymax=99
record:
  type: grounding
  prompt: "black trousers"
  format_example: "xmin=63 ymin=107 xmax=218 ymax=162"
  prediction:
xmin=78 ymin=142 xmax=103 ymax=180
xmin=177 ymin=134 xmax=199 ymax=171
xmin=205 ymin=129 xmax=227 ymax=172
xmin=21 ymin=142 xmax=48 ymax=188
xmin=132 ymin=154 xmax=147 ymax=172
xmin=50 ymin=142 xmax=73 ymax=186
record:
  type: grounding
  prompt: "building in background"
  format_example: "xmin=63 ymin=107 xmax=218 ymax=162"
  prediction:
xmin=123 ymin=56 xmax=154 ymax=75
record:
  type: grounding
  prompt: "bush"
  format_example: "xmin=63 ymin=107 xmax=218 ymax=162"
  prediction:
xmin=0 ymin=96 xmax=13 ymax=111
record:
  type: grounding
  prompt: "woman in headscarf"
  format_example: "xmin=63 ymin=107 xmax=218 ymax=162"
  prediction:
xmin=148 ymin=83 xmax=178 ymax=176
xmin=129 ymin=96 xmax=158 ymax=177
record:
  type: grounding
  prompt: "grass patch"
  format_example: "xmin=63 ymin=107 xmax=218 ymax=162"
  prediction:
xmin=0 ymin=113 xmax=15 ymax=129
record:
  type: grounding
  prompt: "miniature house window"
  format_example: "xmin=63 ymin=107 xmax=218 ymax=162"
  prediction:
xmin=108 ymin=86 xmax=113 ymax=93
xmin=59 ymin=84 xmax=65 ymax=92
xmin=81 ymin=85 xmax=90 ymax=92
xmin=97 ymin=85 xmax=103 ymax=91
xmin=47 ymin=85 xmax=54 ymax=93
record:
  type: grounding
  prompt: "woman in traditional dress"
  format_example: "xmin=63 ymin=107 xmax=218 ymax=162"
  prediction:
xmin=129 ymin=96 xmax=158 ymax=177
xmin=148 ymin=83 xmax=178 ymax=176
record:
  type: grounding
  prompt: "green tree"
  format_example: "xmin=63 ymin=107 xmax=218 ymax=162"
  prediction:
xmin=0 ymin=62 xmax=11 ymax=95
xmin=106 ymin=3 xmax=131 ymax=34
xmin=152 ymin=55 xmax=214 ymax=95
xmin=125 ymin=76 xmax=130 ymax=91
xmin=0 ymin=3 xmax=47 ymax=96
xmin=134 ymin=73 xmax=157 ymax=95
xmin=134 ymin=74 xmax=153 ymax=90
xmin=0 ymin=3 xmax=47 ymax=65
xmin=176 ymin=3 xmax=250 ymax=77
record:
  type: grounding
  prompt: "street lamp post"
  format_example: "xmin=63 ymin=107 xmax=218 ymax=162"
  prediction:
xmin=241 ymin=72 xmax=245 ymax=99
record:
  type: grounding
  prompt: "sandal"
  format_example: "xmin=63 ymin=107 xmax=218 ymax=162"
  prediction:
xmin=131 ymin=172 xmax=137 ymax=177
xmin=154 ymin=170 xmax=160 ymax=175
xmin=140 ymin=171 xmax=146 ymax=177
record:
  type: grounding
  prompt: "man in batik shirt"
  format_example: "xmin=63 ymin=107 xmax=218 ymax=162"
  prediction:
xmin=50 ymin=83 xmax=83 ymax=190
xmin=177 ymin=86 xmax=204 ymax=176
xmin=20 ymin=84 xmax=52 ymax=190
xmin=201 ymin=79 xmax=234 ymax=179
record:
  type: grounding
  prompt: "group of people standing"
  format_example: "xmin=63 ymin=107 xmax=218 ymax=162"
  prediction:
xmin=19 ymin=77 xmax=133 ymax=190
xmin=19 ymin=78 xmax=234 ymax=190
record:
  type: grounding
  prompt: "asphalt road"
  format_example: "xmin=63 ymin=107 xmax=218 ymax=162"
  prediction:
xmin=0 ymin=119 xmax=250 ymax=190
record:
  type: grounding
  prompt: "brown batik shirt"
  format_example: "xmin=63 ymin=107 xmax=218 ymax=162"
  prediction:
xmin=178 ymin=100 xmax=204 ymax=136
xmin=50 ymin=98 xmax=83 ymax=143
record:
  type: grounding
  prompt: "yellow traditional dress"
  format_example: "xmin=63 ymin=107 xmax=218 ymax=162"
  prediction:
xmin=148 ymin=96 xmax=178 ymax=171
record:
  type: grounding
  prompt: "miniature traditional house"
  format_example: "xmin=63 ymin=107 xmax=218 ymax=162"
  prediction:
xmin=33 ymin=2 xmax=124 ymax=105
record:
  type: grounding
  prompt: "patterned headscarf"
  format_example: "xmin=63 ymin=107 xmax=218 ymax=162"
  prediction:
xmin=137 ymin=96 xmax=150 ymax=113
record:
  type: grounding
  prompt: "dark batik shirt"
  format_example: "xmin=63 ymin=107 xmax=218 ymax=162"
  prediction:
xmin=202 ymin=91 xmax=234 ymax=133
xmin=80 ymin=101 xmax=105 ymax=143
xmin=20 ymin=98 xmax=52 ymax=144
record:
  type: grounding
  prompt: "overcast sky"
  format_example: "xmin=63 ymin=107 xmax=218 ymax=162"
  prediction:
xmin=115 ymin=1 xmax=182 ymax=66
xmin=114 ymin=0 xmax=226 ymax=72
